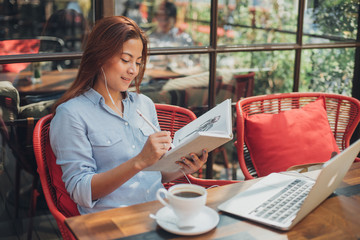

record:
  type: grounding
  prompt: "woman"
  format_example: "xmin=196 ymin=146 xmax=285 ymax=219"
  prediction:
xmin=50 ymin=16 xmax=207 ymax=214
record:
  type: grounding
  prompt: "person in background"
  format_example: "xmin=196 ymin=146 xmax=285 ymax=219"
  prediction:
xmin=41 ymin=8 xmax=90 ymax=70
xmin=148 ymin=1 xmax=197 ymax=71
xmin=149 ymin=1 xmax=193 ymax=47
xmin=50 ymin=16 xmax=207 ymax=215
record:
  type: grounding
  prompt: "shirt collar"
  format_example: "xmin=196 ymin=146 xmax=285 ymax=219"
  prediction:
xmin=83 ymin=88 xmax=134 ymax=105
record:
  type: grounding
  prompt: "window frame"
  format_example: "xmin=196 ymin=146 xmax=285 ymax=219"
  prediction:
xmin=0 ymin=0 xmax=359 ymax=178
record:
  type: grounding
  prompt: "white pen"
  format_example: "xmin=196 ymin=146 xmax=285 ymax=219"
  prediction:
xmin=136 ymin=109 xmax=175 ymax=149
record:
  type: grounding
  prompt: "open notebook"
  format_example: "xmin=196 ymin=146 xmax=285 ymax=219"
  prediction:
xmin=218 ymin=139 xmax=360 ymax=231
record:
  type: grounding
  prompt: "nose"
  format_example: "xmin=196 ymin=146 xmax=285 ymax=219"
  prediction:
xmin=128 ymin=62 xmax=137 ymax=75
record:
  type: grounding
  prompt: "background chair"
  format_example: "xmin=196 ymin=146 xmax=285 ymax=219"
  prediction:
xmin=0 ymin=81 xmax=55 ymax=240
xmin=232 ymin=71 xmax=255 ymax=100
xmin=235 ymin=92 xmax=360 ymax=180
xmin=0 ymin=84 xmax=39 ymax=240
xmin=38 ymin=36 xmax=65 ymax=71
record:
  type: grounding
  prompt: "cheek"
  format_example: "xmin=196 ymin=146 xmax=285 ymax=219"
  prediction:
xmin=116 ymin=62 xmax=127 ymax=72
xmin=105 ymin=62 xmax=123 ymax=75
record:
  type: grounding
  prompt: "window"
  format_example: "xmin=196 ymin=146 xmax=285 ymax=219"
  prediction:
xmin=1 ymin=0 xmax=359 ymax=178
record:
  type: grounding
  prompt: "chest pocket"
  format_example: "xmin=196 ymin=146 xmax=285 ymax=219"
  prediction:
xmin=139 ymin=125 xmax=155 ymax=137
xmin=88 ymin=131 xmax=123 ymax=147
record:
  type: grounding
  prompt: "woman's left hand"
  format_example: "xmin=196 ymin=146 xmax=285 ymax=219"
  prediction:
xmin=176 ymin=149 xmax=208 ymax=175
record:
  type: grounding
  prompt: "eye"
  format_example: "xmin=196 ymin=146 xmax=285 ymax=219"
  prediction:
xmin=136 ymin=62 xmax=141 ymax=66
xmin=121 ymin=59 xmax=129 ymax=63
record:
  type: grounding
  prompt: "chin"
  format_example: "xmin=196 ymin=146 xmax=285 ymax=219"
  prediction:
xmin=120 ymin=84 xmax=131 ymax=92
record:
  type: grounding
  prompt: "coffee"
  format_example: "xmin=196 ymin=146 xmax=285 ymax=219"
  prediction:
xmin=174 ymin=191 xmax=202 ymax=198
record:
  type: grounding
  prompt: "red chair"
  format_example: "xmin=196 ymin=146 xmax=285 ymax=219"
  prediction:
xmin=235 ymin=92 xmax=360 ymax=180
xmin=33 ymin=114 xmax=79 ymax=240
xmin=155 ymin=103 xmax=239 ymax=187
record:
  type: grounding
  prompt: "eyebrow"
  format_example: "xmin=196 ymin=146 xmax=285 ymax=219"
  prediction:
xmin=122 ymin=52 xmax=142 ymax=60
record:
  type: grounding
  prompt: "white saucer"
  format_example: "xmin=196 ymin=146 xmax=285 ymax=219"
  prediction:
xmin=155 ymin=206 xmax=219 ymax=236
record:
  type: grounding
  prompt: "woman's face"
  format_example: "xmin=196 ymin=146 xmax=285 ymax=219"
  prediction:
xmin=101 ymin=38 xmax=143 ymax=93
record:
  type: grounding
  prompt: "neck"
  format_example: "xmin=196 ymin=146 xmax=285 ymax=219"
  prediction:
xmin=93 ymin=76 xmax=124 ymax=116
xmin=95 ymin=87 xmax=124 ymax=116
xmin=107 ymin=92 xmax=124 ymax=116
xmin=108 ymin=97 xmax=123 ymax=116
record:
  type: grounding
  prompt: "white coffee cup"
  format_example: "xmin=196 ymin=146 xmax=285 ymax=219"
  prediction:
xmin=156 ymin=184 xmax=207 ymax=228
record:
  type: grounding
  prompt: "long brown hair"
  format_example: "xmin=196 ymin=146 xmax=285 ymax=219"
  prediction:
xmin=52 ymin=16 xmax=148 ymax=112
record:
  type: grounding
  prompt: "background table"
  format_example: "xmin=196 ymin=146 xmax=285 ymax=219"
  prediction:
xmin=10 ymin=68 xmax=77 ymax=95
xmin=65 ymin=162 xmax=360 ymax=239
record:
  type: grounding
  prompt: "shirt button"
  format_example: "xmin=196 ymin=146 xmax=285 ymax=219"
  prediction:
xmin=147 ymin=190 xmax=150 ymax=194
xmin=107 ymin=140 xmax=111 ymax=144
xmin=125 ymin=122 xmax=129 ymax=126
xmin=132 ymin=145 xmax=135 ymax=149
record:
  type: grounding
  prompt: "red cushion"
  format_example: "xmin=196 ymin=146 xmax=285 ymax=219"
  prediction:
xmin=244 ymin=97 xmax=340 ymax=177
xmin=0 ymin=39 xmax=40 ymax=73
xmin=46 ymin=138 xmax=79 ymax=217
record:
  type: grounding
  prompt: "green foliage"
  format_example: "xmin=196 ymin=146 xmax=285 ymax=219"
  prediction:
xmin=250 ymin=51 xmax=294 ymax=95
xmin=312 ymin=0 xmax=358 ymax=39
xmin=300 ymin=48 xmax=354 ymax=95
xmin=181 ymin=0 xmax=356 ymax=96
xmin=185 ymin=3 xmax=211 ymax=46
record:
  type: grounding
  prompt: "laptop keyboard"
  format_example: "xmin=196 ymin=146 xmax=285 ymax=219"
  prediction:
xmin=249 ymin=179 xmax=314 ymax=223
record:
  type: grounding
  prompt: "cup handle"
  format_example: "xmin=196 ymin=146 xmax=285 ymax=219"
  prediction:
xmin=156 ymin=188 xmax=170 ymax=207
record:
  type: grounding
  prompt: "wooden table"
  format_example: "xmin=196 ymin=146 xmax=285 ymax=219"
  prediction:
xmin=0 ymin=68 xmax=78 ymax=95
xmin=65 ymin=162 xmax=360 ymax=239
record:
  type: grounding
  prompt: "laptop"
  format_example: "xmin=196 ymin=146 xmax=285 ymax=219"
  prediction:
xmin=218 ymin=139 xmax=360 ymax=231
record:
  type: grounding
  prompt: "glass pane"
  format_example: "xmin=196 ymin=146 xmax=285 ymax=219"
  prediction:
xmin=0 ymin=60 xmax=77 ymax=104
xmin=137 ymin=54 xmax=209 ymax=115
xmin=0 ymin=1 xmax=93 ymax=57
xmin=300 ymin=48 xmax=355 ymax=95
xmin=217 ymin=0 xmax=298 ymax=46
xmin=303 ymin=0 xmax=358 ymax=43
xmin=216 ymin=50 xmax=295 ymax=104
xmin=114 ymin=0 xmax=211 ymax=47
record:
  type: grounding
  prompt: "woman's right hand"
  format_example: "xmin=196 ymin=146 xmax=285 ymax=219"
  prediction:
xmin=136 ymin=131 xmax=172 ymax=169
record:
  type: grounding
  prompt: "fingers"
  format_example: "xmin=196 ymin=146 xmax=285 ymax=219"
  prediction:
xmin=189 ymin=149 xmax=208 ymax=166
xmin=139 ymin=131 xmax=172 ymax=164
xmin=200 ymin=149 xmax=208 ymax=162
xmin=149 ymin=131 xmax=172 ymax=147
xmin=142 ymin=131 xmax=172 ymax=161
xmin=176 ymin=149 xmax=208 ymax=174
xmin=160 ymin=142 xmax=169 ymax=151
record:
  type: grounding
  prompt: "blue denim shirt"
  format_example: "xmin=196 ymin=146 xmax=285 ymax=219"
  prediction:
xmin=50 ymin=88 xmax=164 ymax=214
